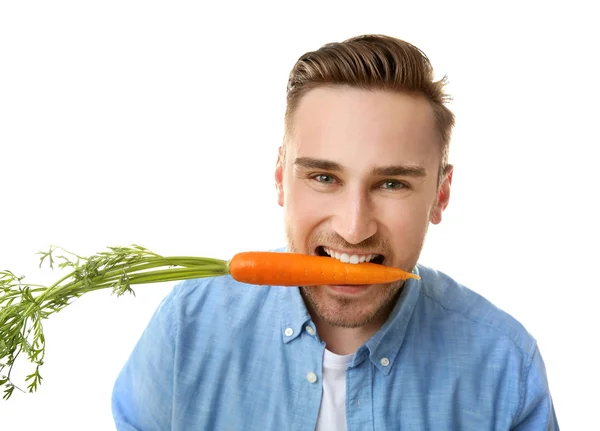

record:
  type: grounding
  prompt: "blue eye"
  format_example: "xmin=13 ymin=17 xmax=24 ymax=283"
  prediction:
xmin=313 ymin=174 xmax=335 ymax=184
xmin=381 ymin=180 xmax=406 ymax=190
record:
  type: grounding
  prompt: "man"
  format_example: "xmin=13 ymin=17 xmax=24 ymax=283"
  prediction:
xmin=112 ymin=34 xmax=559 ymax=430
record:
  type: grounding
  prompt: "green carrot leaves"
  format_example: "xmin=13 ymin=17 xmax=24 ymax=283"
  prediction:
xmin=0 ymin=245 xmax=230 ymax=399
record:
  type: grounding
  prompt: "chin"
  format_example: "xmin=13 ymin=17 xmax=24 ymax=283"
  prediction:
xmin=301 ymin=282 xmax=403 ymax=328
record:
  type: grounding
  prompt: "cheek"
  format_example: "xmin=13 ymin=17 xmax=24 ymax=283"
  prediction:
xmin=286 ymin=179 xmax=334 ymax=218
xmin=378 ymin=200 xmax=432 ymax=248
xmin=284 ymin=182 xmax=328 ymax=247
xmin=379 ymin=196 xmax=432 ymax=226
xmin=286 ymin=182 xmax=315 ymax=216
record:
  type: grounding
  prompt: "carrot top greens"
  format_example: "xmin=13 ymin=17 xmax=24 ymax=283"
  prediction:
xmin=0 ymin=245 xmax=230 ymax=400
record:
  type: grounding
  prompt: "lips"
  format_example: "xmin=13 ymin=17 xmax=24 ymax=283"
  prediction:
xmin=326 ymin=284 xmax=371 ymax=295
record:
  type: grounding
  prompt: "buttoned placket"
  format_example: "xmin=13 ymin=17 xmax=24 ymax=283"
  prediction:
xmin=285 ymin=322 xmax=326 ymax=431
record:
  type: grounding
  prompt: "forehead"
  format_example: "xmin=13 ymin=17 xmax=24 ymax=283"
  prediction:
xmin=289 ymin=87 xmax=441 ymax=172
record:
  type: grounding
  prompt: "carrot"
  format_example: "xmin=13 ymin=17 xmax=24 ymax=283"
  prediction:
xmin=0 ymin=245 xmax=419 ymax=399
xmin=228 ymin=251 xmax=420 ymax=286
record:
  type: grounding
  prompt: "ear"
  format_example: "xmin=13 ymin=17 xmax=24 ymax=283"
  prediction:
xmin=275 ymin=146 xmax=285 ymax=207
xmin=430 ymin=165 xmax=453 ymax=225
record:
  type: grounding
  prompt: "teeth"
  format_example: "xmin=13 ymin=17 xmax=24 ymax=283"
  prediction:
xmin=323 ymin=247 xmax=379 ymax=264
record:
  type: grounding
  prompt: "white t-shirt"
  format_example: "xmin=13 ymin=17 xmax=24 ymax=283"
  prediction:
xmin=315 ymin=349 xmax=353 ymax=431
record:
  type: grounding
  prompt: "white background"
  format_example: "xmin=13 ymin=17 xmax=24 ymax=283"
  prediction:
xmin=1 ymin=1 xmax=598 ymax=429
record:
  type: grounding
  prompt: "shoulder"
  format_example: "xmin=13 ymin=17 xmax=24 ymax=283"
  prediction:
xmin=414 ymin=263 xmax=537 ymax=358
xmin=165 ymin=274 xmax=282 ymax=324
xmin=170 ymin=273 xmax=278 ymax=307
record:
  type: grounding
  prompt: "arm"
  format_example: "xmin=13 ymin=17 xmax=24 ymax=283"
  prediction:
xmin=511 ymin=344 xmax=559 ymax=430
xmin=111 ymin=290 xmax=178 ymax=430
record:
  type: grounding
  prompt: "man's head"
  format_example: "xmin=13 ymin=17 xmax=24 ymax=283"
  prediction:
xmin=275 ymin=34 xmax=455 ymax=329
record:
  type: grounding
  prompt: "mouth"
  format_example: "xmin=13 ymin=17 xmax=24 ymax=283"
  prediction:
xmin=316 ymin=246 xmax=385 ymax=265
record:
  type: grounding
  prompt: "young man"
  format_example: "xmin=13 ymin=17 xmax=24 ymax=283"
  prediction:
xmin=112 ymin=35 xmax=559 ymax=430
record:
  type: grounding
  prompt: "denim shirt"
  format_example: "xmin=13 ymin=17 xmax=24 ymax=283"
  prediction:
xmin=112 ymin=261 xmax=559 ymax=430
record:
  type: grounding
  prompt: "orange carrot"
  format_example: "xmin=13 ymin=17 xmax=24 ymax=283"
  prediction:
xmin=228 ymin=251 xmax=420 ymax=286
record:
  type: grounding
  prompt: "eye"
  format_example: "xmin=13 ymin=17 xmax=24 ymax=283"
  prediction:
xmin=380 ymin=180 xmax=408 ymax=190
xmin=311 ymin=174 xmax=336 ymax=184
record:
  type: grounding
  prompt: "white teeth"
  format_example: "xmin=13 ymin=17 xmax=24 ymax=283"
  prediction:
xmin=322 ymin=247 xmax=379 ymax=264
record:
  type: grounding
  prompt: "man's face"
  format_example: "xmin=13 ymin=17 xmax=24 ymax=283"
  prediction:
xmin=275 ymin=86 xmax=451 ymax=328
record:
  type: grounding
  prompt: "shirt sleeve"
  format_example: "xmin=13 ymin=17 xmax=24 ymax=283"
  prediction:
xmin=111 ymin=288 xmax=178 ymax=430
xmin=511 ymin=344 xmax=560 ymax=430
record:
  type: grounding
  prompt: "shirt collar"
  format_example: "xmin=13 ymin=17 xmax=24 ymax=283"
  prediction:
xmin=361 ymin=265 xmax=422 ymax=375
xmin=279 ymin=285 xmax=312 ymax=344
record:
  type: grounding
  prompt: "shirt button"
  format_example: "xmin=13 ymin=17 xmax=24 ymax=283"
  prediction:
xmin=380 ymin=357 xmax=390 ymax=367
xmin=306 ymin=372 xmax=318 ymax=383
xmin=305 ymin=325 xmax=315 ymax=336
xmin=284 ymin=327 xmax=294 ymax=337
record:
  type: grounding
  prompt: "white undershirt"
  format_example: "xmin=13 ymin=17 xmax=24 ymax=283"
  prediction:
xmin=315 ymin=349 xmax=353 ymax=431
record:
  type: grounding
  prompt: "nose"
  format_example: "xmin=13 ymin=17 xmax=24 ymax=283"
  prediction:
xmin=331 ymin=188 xmax=377 ymax=245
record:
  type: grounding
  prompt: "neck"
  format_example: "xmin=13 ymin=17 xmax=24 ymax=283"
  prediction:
xmin=316 ymin=322 xmax=378 ymax=355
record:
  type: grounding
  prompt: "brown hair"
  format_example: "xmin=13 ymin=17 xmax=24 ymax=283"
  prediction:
xmin=284 ymin=34 xmax=455 ymax=184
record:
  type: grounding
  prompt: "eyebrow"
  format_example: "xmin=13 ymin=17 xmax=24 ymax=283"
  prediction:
xmin=294 ymin=157 xmax=427 ymax=178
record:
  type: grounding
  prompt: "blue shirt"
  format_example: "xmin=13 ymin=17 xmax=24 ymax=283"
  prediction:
xmin=111 ymin=259 xmax=559 ymax=430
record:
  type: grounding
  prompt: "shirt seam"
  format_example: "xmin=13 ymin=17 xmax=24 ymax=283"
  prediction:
xmin=512 ymin=342 xmax=538 ymax=427
xmin=419 ymin=288 xmax=536 ymax=425
xmin=418 ymin=289 xmax=531 ymax=357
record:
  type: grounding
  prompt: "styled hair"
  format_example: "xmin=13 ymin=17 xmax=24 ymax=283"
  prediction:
xmin=284 ymin=34 xmax=455 ymax=183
